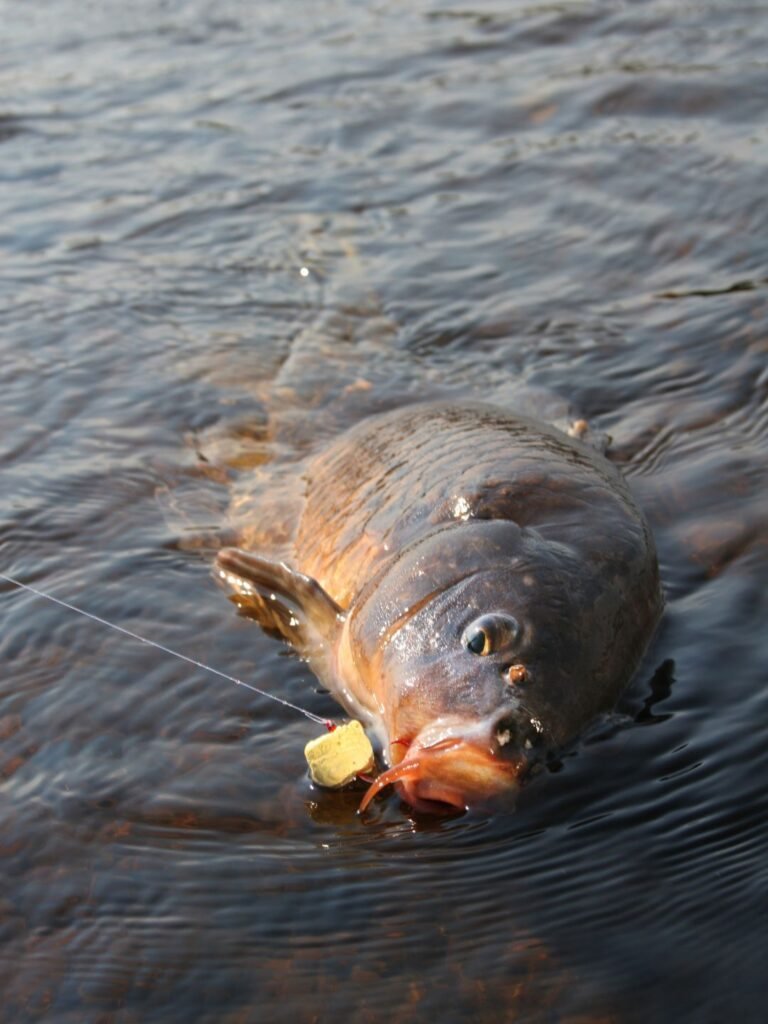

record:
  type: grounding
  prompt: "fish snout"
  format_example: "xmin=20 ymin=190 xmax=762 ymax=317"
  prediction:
xmin=492 ymin=708 xmax=544 ymax=757
xmin=360 ymin=716 xmax=531 ymax=814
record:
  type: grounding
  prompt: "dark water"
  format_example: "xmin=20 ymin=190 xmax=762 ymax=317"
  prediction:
xmin=2 ymin=1 xmax=767 ymax=1021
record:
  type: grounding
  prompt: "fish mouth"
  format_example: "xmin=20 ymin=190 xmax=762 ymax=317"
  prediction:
xmin=359 ymin=739 xmax=522 ymax=815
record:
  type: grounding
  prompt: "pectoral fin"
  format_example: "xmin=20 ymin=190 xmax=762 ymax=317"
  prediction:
xmin=214 ymin=547 xmax=345 ymax=652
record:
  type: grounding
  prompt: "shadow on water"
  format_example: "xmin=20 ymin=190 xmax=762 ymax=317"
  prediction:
xmin=0 ymin=114 xmax=26 ymax=143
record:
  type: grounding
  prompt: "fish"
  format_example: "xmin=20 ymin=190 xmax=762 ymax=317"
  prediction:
xmin=215 ymin=402 xmax=662 ymax=813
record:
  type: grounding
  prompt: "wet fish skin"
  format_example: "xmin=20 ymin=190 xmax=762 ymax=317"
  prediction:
xmin=217 ymin=402 xmax=662 ymax=811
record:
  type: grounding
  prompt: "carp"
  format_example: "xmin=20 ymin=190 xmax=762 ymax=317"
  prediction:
xmin=216 ymin=402 xmax=662 ymax=813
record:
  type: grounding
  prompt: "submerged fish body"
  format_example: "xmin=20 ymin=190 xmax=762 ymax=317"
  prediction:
xmin=216 ymin=402 xmax=662 ymax=812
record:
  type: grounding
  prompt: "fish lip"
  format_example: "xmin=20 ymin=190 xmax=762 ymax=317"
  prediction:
xmin=395 ymin=737 xmax=469 ymax=813
xmin=395 ymin=775 xmax=469 ymax=814
xmin=359 ymin=736 xmax=523 ymax=815
xmin=393 ymin=712 xmax=537 ymax=764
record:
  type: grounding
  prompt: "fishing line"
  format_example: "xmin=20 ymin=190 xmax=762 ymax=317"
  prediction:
xmin=0 ymin=570 xmax=332 ymax=728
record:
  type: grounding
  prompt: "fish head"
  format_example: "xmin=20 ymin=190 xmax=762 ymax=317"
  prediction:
xmin=345 ymin=519 xmax=660 ymax=813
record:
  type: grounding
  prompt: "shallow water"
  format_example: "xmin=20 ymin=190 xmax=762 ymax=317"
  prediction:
xmin=1 ymin=1 xmax=767 ymax=1021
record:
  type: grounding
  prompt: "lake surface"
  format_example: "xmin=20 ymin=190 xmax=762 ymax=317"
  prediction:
xmin=1 ymin=1 xmax=767 ymax=1021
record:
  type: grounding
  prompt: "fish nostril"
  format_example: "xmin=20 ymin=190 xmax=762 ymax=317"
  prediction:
xmin=506 ymin=663 xmax=528 ymax=686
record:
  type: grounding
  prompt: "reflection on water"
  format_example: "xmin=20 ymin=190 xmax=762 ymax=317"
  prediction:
xmin=1 ymin=0 xmax=767 ymax=1021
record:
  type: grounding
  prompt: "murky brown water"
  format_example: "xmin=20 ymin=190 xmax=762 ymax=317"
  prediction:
xmin=1 ymin=1 xmax=767 ymax=1021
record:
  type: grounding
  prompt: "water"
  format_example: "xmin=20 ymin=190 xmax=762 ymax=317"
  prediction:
xmin=1 ymin=1 xmax=767 ymax=1021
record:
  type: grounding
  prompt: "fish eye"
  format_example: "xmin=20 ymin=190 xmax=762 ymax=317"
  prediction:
xmin=462 ymin=613 xmax=521 ymax=657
